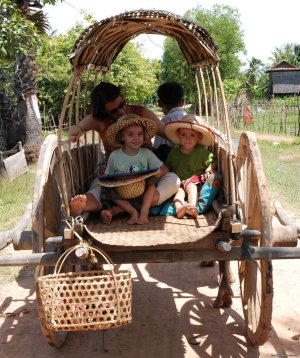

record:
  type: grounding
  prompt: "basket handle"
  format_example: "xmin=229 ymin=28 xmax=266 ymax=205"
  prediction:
xmin=52 ymin=244 xmax=123 ymax=323
xmin=54 ymin=243 xmax=114 ymax=275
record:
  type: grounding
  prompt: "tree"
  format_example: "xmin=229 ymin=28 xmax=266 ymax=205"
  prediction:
xmin=37 ymin=33 xmax=160 ymax=120
xmin=108 ymin=42 xmax=160 ymax=105
xmin=185 ymin=4 xmax=245 ymax=79
xmin=245 ymin=57 xmax=264 ymax=86
xmin=269 ymin=43 xmax=300 ymax=67
xmin=160 ymin=4 xmax=245 ymax=106
xmin=36 ymin=24 xmax=84 ymax=122
xmin=0 ymin=0 xmax=58 ymax=160
xmin=160 ymin=38 xmax=196 ymax=104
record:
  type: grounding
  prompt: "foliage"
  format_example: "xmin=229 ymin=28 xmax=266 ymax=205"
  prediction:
xmin=223 ymin=78 xmax=246 ymax=102
xmin=160 ymin=4 xmax=246 ymax=105
xmin=269 ymin=43 xmax=300 ymax=67
xmin=160 ymin=38 xmax=196 ymax=104
xmin=0 ymin=0 xmax=57 ymax=65
xmin=247 ymin=72 xmax=270 ymax=99
xmin=37 ymin=34 xmax=161 ymax=121
xmin=107 ymin=42 xmax=160 ymax=105
xmin=0 ymin=0 xmax=39 ymax=63
xmin=185 ymin=4 xmax=245 ymax=79
xmin=36 ymin=24 xmax=84 ymax=122
xmin=245 ymin=57 xmax=264 ymax=86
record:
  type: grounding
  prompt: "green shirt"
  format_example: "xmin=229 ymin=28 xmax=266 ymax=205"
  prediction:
xmin=166 ymin=145 xmax=214 ymax=180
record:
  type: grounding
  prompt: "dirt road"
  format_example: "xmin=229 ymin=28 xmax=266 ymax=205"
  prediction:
xmin=0 ymin=245 xmax=300 ymax=358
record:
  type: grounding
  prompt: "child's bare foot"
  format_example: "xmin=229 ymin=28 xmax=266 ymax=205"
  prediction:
xmin=176 ymin=205 xmax=187 ymax=219
xmin=137 ymin=212 xmax=149 ymax=224
xmin=100 ymin=209 xmax=112 ymax=224
xmin=69 ymin=195 xmax=87 ymax=216
xmin=186 ymin=204 xmax=198 ymax=218
xmin=128 ymin=210 xmax=139 ymax=225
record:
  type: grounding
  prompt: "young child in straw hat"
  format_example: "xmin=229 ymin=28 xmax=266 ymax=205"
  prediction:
xmin=164 ymin=114 xmax=217 ymax=218
xmin=101 ymin=114 xmax=169 ymax=225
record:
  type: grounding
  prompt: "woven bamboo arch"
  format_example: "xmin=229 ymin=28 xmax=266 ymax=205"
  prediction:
xmin=57 ymin=9 xmax=236 ymax=217
xmin=70 ymin=10 xmax=220 ymax=71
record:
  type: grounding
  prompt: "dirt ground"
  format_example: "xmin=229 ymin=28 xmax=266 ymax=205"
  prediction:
xmin=0 ymin=240 xmax=300 ymax=358
xmin=0 ymin=132 xmax=299 ymax=357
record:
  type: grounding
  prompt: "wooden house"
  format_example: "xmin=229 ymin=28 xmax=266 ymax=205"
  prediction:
xmin=266 ymin=60 xmax=300 ymax=96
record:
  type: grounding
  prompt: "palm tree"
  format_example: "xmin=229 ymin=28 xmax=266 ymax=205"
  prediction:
xmin=245 ymin=57 xmax=264 ymax=86
xmin=269 ymin=43 xmax=300 ymax=67
xmin=12 ymin=0 xmax=51 ymax=162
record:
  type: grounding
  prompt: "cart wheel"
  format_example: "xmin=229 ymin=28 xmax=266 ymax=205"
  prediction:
xmin=236 ymin=132 xmax=273 ymax=346
xmin=32 ymin=135 xmax=68 ymax=347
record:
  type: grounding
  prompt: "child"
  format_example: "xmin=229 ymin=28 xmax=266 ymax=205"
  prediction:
xmin=153 ymin=81 xmax=186 ymax=162
xmin=164 ymin=114 xmax=216 ymax=219
xmin=101 ymin=114 xmax=169 ymax=225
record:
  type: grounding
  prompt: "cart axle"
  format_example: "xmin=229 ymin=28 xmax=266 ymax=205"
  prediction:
xmin=1 ymin=246 xmax=300 ymax=266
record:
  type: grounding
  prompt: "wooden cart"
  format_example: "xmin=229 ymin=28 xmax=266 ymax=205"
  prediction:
xmin=1 ymin=10 xmax=299 ymax=348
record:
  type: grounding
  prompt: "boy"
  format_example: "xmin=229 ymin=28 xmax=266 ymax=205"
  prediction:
xmin=153 ymin=81 xmax=186 ymax=162
xmin=164 ymin=114 xmax=217 ymax=218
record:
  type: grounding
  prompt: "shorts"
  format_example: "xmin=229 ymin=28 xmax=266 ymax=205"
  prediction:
xmin=156 ymin=172 xmax=180 ymax=205
xmin=87 ymin=178 xmax=102 ymax=210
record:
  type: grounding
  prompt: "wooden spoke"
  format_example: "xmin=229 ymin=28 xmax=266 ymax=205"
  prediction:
xmin=236 ymin=132 xmax=273 ymax=346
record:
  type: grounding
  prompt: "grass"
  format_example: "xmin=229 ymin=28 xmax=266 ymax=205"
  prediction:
xmin=0 ymin=163 xmax=37 ymax=231
xmin=258 ymin=138 xmax=300 ymax=215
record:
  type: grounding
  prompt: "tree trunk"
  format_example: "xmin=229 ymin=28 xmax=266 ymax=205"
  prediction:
xmin=14 ymin=53 xmax=43 ymax=163
xmin=0 ymin=69 xmax=13 ymax=151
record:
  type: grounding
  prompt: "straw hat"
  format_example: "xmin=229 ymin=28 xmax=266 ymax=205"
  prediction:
xmin=98 ymin=168 xmax=160 ymax=199
xmin=105 ymin=114 xmax=158 ymax=147
xmin=164 ymin=114 xmax=215 ymax=147
xmin=98 ymin=168 xmax=159 ymax=187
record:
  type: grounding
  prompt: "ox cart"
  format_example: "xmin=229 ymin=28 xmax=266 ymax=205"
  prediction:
xmin=1 ymin=10 xmax=299 ymax=348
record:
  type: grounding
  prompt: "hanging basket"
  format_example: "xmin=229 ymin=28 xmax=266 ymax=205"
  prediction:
xmin=37 ymin=244 xmax=132 ymax=331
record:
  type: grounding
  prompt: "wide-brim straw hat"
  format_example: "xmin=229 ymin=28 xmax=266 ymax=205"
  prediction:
xmin=164 ymin=114 xmax=215 ymax=147
xmin=98 ymin=168 xmax=159 ymax=188
xmin=98 ymin=168 xmax=159 ymax=199
xmin=105 ymin=113 xmax=158 ymax=147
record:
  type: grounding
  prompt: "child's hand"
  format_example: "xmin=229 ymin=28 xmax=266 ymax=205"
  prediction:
xmin=200 ymin=169 xmax=213 ymax=182
xmin=154 ymin=164 xmax=168 ymax=177
xmin=154 ymin=168 xmax=161 ymax=177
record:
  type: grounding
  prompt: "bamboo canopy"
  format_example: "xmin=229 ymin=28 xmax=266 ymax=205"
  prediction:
xmin=69 ymin=9 xmax=220 ymax=71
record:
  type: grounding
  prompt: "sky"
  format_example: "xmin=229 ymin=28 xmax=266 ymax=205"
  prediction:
xmin=44 ymin=0 xmax=300 ymax=66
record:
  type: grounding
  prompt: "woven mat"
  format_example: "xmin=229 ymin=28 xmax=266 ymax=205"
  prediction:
xmin=85 ymin=211 xmax=221 ymax=249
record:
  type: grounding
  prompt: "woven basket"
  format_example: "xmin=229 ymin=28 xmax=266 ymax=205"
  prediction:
xmin=37 ymin=245 xmax=132 ymax=331
xmin=116 ymin=179 xmax=145 ymax=199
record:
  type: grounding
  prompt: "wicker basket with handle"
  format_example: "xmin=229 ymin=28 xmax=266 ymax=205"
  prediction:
xmin=37 ymin=244 xmax=132 ymax=331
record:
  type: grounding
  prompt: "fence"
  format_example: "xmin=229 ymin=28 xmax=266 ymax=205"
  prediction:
xmin=228 ymin=101 xmax=300 ymax=136
xmin=42 ymin=122 xmax=68 ymax=133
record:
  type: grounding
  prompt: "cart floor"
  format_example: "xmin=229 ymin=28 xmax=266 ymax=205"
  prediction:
xmin=85 ymin=209 xmax=221 ymax=250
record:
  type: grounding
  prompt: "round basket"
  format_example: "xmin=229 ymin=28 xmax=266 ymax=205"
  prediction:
xmin=116 ymin=180 xmax=145 ymax=199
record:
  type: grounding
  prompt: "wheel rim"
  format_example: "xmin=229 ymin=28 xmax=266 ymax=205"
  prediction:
xmin=236 ymin=132 xmax=273 ymax=345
